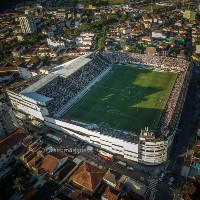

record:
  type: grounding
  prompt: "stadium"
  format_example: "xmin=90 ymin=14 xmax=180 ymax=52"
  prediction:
xmin=7 ymin=52 xmax=191 ymax=165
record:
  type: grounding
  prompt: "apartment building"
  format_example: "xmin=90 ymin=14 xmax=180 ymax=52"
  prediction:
xmin=19 ymin=13 xmax=37 ymax=33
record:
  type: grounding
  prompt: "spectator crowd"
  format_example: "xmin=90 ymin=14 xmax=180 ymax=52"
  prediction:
xmin=37 ymin=53 xmax=108 ymax=115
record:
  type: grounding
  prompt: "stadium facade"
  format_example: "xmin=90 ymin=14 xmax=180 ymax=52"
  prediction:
xmin=6 ymin=52 xmax=191 ymax=165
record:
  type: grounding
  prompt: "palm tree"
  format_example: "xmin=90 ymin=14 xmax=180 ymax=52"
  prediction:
xmin=13 ymin=177 xmax=25 ymax=191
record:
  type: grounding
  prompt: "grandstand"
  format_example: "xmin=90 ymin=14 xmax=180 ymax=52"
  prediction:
xmin=6 ymin=52 xmax=191 ymax=165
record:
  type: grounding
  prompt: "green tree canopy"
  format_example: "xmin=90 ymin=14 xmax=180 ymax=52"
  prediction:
xmin=98 ymin=37 xmax=106 ymax=51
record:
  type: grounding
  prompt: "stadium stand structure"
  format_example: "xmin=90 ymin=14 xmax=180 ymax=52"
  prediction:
xmin=6 ymin=52 xmax=192 ymax=165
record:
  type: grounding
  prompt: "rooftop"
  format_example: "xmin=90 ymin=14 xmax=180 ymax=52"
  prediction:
xmin=53 ymin=53 xmax=92 ymax=78
xmin=102 ymin=186 xmax=120 ymax=200
xmin=7 ymin=75 xmax=44 ymax=93
xmin=0 ymin=128 xmax=29 ymax=156
xmin=70 ymin=162 xmax=105 ymax=192
xmin=21 ymin=92 xmax=52 ymax=103
xmin=40 ymin=152 xmax=67 ymax=174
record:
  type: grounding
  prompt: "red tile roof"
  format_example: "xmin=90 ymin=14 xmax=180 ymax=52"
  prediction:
xmin=102 ymin=186 xmax=119 ymax=200
xmin=70 ymin=162 xmax=105 ymax=192
xmin=0 ymin=128 xmax=29 ymax=156
xmin=40 ymin=152 xmax=67 ymax=173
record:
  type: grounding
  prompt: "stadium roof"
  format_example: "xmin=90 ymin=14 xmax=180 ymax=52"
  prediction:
xmin=22 ymin=92 xmax=52 ymax=102
xmin=53 ymin=53 xmax=92 ymax=78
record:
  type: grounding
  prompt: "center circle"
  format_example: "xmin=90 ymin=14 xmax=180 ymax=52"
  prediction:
xmin=121 ymin=87 xmax=140 ymax=98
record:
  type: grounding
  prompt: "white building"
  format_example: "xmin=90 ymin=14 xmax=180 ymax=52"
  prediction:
xmin=152 ymin=30 xmax=166 ymax=39
xmin=19 ymin=13 xmax=37 ymax=33
xmin=47 ymin=38 xmax=65 ymax=50
xmin=121 ymin=27 xmax=132 ymax=35
xmin=76 ymin=37 xmax=93 ymax=46
xmin=139 ymin=128 xmax=168 ymax=164
xmin=18 ymin=61 xmax=43 ymax=79
xmin=196 ymin=45 xmax=200 ymax=54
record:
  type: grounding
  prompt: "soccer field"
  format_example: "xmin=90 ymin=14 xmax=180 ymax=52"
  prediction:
xmin=63 ymin=66 xmax=177 ymax=135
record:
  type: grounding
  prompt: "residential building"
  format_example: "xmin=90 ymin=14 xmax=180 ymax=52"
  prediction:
xmin=18 ymin=60 xmax=43 ymax=79
xmin=183 ymin=10 xmax=196 ymax=21
xmin=19 ymin=13 xmax=37 ymax=33
xmin=12 ymin=46 xmax=26 ymax=57
xmin=69 ymin=162 xmax=106 ymax=194
xmin=0 ymin=103 xmax=17 ymax=138
xmin=39 ymin=152 xmax=68 ymax=175
xmin=152 ymin=30 xmax=166 ymax=39
xmin=0 ymin=128 xmax=29 ymax=168
xmin=196 ymin=45 xmax=200 ymax=54
xmin=47 ymin=38 xmax=65 ymax=50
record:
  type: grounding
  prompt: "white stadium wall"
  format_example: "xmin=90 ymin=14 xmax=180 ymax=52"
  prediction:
xmin=45 ymin=116 xmax=140 ymax=163
xmin=7 ymin=90 xmax=48 ymax=121
xmin=139 ymin=140 xmax=168 ymax=165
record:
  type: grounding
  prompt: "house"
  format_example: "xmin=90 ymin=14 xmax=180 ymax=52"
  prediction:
xmin=67 ymin=50 xmax=80 ymax=57
xmin=39 ymin=152 xmax=68 ymax=175
xmin=122 ymin=176 xmax=148 ymax=197
xmin=18 ymin=60 xmax=43 ymax=79
xmin=152 ymin=30 xmax=166 ymax=39
xmin=19 ymin=136 xmax=45 ymax=170
xmin=37 ymin=49 xmax=49 ymax=57
xmin=120 ymin=26 xmax=132 ymax=35
xmin=101 ymin=186 xmax=120 ymax=200
xmin=53 ymin=159 xmax=77 ymax=183
xmin=77 ymin=45 xmax=91 ymax=50
xmin=80 ymin=32 xmax=94 ymax=37
xmin=143 ymin=14 xmax=152 ymax=23
xmin=0 ymin=128 xmax=29 ymax=168
xmin=23 ymin=48 xmax=38 ymax=61
xmin=42 ymin=27 xmax=54 ymax=37
xmin=47 ymin=38 xmax=65 ymax=50
xmin=56 ymin=11 xmax=66 ymax=19
xmin=142 ymin=36 xmax=152 ymax=42
xmin=49 ymin=48 xmax=58 ymax=58
xmin=12 ymin=45 xmax=26 ymax=57
xmin=76 ymin=36 xmax=93 ymax=46
xmin=69 ymin=162 xmax=105 ymax=194
xmin=103 ymin=169 xmax=121 ymax=188
xmin=70 ymin=188 xmax=96 ymax=200
xmin=143 ymin=21 xmax=151 ymax=29
xmin=0 ymin=62 xmax=18 ymax=74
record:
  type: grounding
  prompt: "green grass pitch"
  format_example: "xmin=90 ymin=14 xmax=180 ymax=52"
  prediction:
xmin=63 ymin=66 xmax=177 ymax=135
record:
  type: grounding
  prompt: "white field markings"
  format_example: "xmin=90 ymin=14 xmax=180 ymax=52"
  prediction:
xmin=94 ymin=107 xmax=136 ymax=131
xmin=151 ymin=74 xmax=177 ymax=129
xmin=65 ymin=69 xmax=117 ymax=118
xmin=64 ymin=67 xmax=120 ymax=118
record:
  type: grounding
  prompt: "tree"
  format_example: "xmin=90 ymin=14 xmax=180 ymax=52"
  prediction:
xmin=5 ymin=56 xmax=13 ymax=62
xmin=13 ymin=177 xmax=25 ymax=191
xmin=74 ymin=28 xmax=80 ymax=36
xmin=98 ymin=37 xmax=106 ymax=51
xmin=15 ymin=57 xmax=25 ymax=62
xmin=102 ymin=26 xmax=108 ymax=34
xmin=70 ymin=0 xmax=77 ymax=7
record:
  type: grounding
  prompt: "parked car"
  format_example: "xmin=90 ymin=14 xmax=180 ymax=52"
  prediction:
xmin=159 ymin=173 xmax=164 ymax=181
xmin=168 ymin=177 xmax=174 ymax=186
